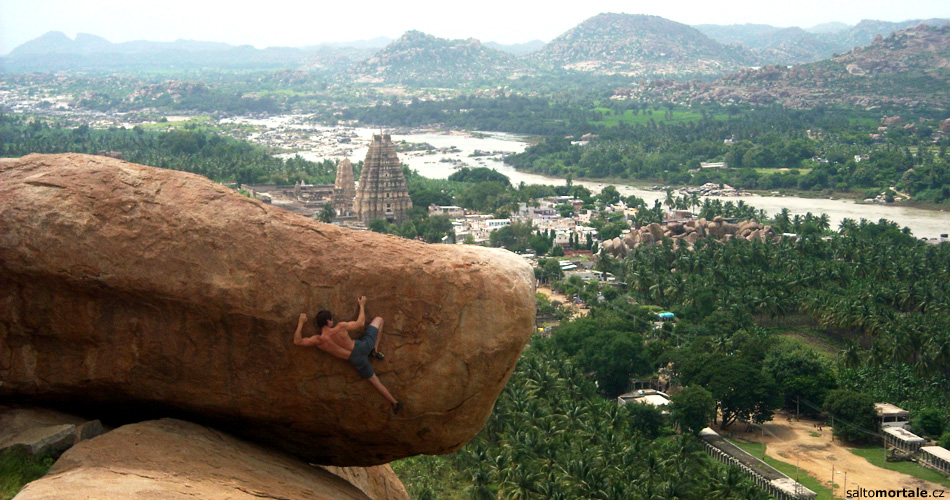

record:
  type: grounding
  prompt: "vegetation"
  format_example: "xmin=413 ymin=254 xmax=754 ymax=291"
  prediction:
xmin=0 ymin=114 xmax=335 ymax=185
xmin=393 ymin=341 xmax=771 ymax=500
xmin=505 ymin=105 xmax=950 ymax=204
xmin=0 ymin=450 xmax=54 ymax=500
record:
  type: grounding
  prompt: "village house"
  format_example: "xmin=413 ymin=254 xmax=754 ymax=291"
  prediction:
xmin=428 ymin=204 xmax=465 ymax=218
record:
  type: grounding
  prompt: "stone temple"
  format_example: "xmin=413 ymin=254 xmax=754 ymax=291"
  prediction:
xmin=332 ymin=158 xmax=356 ymax=217
xmin=355 ymin=134 xmax=413 ymax=224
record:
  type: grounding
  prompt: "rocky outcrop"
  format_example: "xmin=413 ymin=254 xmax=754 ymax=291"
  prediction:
xmin=14 ymin=419 xmax=409 ymax=500
xmin=0 ymin=153 xmax=536 ymax=466
xmin=0 ymin=406 xmax=105 ymax=458
xmin=602 ymin=216 xmax=778 ymax=258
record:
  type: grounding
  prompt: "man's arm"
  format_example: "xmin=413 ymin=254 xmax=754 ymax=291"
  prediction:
xmin=293 ymin=313 xmax=319 ymax=347
xmin=336 ymin=295 xmax=367 ymax=332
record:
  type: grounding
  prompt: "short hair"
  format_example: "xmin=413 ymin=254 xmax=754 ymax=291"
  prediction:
xmin=315 ymin=310 xmax=333 ymax=330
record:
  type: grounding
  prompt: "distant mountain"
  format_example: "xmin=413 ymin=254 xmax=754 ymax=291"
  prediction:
xmin=636 ymin=24 xmax=950 ymax=110
xmin=348 ymin=30 xmax=526 ymax=85
xmin=695 ymin=18 xmax=950 ymax=65
xmin=1 ymin=32 xmax=313 ymax=72
xmin=314 ymin=37 xmax=393 ymax=50
xmin=532 ymin=13 xmax=754 ymax=78
xmin=7 ymin=31 xmax=233 ymax=57
xmin=691 ymin=24 xmax=787 ymax=47
xmin=484 ymin=40 xmax=545 ymax=56
xmin=806 ymin=22 xmax=850 ymax=34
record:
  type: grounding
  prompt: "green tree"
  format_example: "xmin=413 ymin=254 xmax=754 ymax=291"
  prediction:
xmin=823 ymin=389 xmax=878 ymax=444
xmin=671 ymin=386 xmax=717 ymax=435
xmin=423 ymin=215 xmax=454 ymax=243
xmin=763 ymin=341 xmax=837 ymax=414
xmin=911 ymin=408 xmax=945 ymax=438
xmin=625 ymin=402 xmax=666 ymax=439
xmin=318 ymin=203 xmax=335 ymax=223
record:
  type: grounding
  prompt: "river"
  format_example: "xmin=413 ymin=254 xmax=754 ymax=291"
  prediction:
xmin=236 ymin=117 xmax=949 ymax=240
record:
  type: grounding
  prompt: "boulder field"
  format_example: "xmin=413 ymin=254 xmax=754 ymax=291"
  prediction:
xmin=601 ymin=217 xmax=779 ymax=258
xmin=0 ymin=153 xmax=536 ymax=466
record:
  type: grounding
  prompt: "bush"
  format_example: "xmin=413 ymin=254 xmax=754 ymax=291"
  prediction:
xmin=913 ymin=408 xmax=946 ymax=439
xmin=938 ymin=431 xmax=950 ymax=449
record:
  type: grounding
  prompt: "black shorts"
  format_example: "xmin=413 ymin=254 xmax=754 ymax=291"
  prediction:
xmin=347 ymin=325 xmax=378 ymax=379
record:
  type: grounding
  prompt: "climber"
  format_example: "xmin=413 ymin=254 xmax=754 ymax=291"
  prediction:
xmin=294 ymin=295 xmax=403 ymax=415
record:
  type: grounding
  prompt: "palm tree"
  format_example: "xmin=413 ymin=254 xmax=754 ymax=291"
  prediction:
xmin=318 ymin=202 xmax=334 ymax=223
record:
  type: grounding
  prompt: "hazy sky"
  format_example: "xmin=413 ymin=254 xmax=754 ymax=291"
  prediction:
xmin=2 ymin=0 xmax=949 ymax=55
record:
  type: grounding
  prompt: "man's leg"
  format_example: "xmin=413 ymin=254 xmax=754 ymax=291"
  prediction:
xmin=367 ymin=374 xmax=398 ymax=406
xmin=370 ymin=317 xmax=384 ymax=351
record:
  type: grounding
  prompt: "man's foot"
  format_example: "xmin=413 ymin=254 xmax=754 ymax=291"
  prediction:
xmin=370 ymin=349 xmax=385 ymax=360
xmin=392 ymin=401 xmax=403 ymax=415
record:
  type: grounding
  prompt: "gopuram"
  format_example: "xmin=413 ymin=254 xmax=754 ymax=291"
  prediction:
xmin=332 ymin=158 xmax=356 ymax=217
xmin=355 ymin=134 xmax=413 ymax=224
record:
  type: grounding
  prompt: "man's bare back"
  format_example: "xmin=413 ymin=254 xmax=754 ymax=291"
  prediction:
xmin=293 ymin=296 xmax=402 ymax=414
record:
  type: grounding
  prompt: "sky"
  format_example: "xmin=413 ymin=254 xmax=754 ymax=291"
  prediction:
xmin=2 ymin=0 xmax=950 ymax=55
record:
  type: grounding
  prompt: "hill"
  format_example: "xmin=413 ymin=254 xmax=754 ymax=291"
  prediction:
xmin=348 ymin=30 xmax=526 ymax=85
xmin=1 ymin=32 xmax=313 ymax=72
xmin=531 ymin=13 xmax=754 ymax=78
xmin=695 ymin=18 xmax=950 ymax=65
xmin=633 ymin=24 xmax=950 ymax=110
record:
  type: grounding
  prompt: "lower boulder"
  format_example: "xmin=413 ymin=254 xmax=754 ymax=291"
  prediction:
xmin=14 ymin=419 xmax=408 ymax=500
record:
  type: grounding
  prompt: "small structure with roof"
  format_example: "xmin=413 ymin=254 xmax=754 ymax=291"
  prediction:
xmin=920 ymin=446 xmax=950 ymax=476
xmin=617 ymin=389 xmax=671 ymax=410
xmin=875 ymin=402 xmax=912 ymax=430
xmin=882 ymin=427 xmax=926 ymax=454
xmin=699 ymin=428 xmax=817 ymax=500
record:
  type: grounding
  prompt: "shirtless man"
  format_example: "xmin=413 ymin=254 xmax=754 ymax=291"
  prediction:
xmin=294 ymin=296 xmax=403 ymax=414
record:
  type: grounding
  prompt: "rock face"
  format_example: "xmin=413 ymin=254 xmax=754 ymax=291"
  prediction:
xmin=0 ymin=154 xmax=536 ymax=466
xmin=15 ymin=419 xmax=409 ymax=500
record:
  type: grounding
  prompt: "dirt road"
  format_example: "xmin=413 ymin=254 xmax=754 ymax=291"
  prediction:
xmin=732 ymin=411 xmax=945 ymax=497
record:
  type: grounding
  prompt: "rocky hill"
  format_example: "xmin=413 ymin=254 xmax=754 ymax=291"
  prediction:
xmin=349 ymin=31 xmax=527 ymax=85
xmin=628 ymin=24 xmax=950 ymax=110
xmin=695 ymin=18 xmax=950 ymax=65
xmin=531 ymin=13 xmax=755 ymax=78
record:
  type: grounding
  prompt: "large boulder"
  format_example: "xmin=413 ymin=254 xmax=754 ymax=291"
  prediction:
xmin=0 ymin=405 xmax=105 ymax=458
xmin=0 ymin=154 xmax=536 ymax=466
xmin=14 ymin=419 xmax=409 ymax=500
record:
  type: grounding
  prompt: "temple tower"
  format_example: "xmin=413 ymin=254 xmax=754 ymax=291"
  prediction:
xmin=355 ymin=134 xmax=413 ymax=224
xmin=332 ymin=158 xmax=356 ymax=216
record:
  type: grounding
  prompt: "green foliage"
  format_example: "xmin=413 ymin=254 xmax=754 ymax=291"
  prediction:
xmin=939 ymin=431 xmax=950 ymax=449
xmin=505 ymin=105 xmax=950 ymax=203
xmin=1 ymin=114 xmax=335 ymax=185
xmin=624 ymin=402 xmax=668 ymax=439
xmin=394 ymin=341 xmax=769 ymax=500
xmin=763 ymin=340 xmax=837 ymax=414
xmin=623 ymin=216 xmax=950 ymax=415
xmin=489 ymin=221 xmax=535 ymax=252
xmin=447 ymin=166 xmax=511 ymax=186
xmin=911 ymin=408 xmax=945 ymax=439
xmin=823 ymin=389 xmax=878 ymax=444
xmin=672 ymin=386 xmax=718 ymax=436
xmin=552 ymin=312 xmax=650 ymax=397
xmin=0 ymin=450 xmax=55 ymax=500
